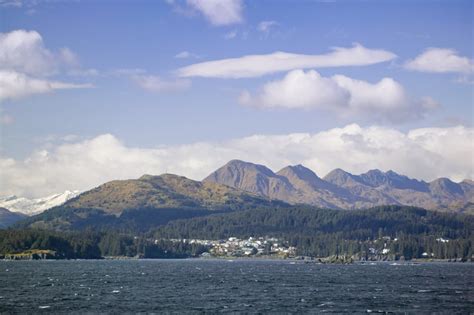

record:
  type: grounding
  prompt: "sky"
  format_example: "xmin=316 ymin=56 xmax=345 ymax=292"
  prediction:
xmin=0 ymin=0 xmax=473 ymax=198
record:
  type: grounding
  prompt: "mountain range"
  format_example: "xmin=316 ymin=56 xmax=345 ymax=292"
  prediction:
xmin=3 ymin=160 xmax=473 ymax=231
xmin=204 ymin=160 xmax=474 ymax=212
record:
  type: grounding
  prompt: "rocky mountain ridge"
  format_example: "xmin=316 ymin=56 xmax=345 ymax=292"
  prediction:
xmin=204 ymin=160 xmax=474 ymax=212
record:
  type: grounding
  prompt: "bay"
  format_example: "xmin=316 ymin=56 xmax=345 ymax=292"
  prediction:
xmin=1 ymin=260 xmax=473 ymax=313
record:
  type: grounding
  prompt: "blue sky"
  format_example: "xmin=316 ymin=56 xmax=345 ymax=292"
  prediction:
xmin=0 ymin=0 xmax=473 ymax=197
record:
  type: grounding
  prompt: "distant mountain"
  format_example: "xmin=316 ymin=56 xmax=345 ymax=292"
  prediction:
xmin=14 ymin=160 xmax=474 ymax=232
xmin=18 ymin=174 xmax=286 ymax=231
xmin=203 ymin=160 xmax=296 ymax=201
xmin=0 ymin=207 xmax=27 ymax=229
xmin=275 ymin=165 xmax=354 ymax=208
xmin=0 ymin=190 xmax=80 ymax=216
xmin=205 ymin=160 xmax=474 ymax=213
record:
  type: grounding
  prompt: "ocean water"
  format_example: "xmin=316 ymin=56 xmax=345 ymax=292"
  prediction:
xmin=0 ymin=260 xmax=473 ymax=313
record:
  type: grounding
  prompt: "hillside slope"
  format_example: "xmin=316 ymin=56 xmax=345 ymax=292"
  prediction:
xmin=17 ymin=174 xmax=286 ymax=231
xmin=0 ymin=208 xmax=27 ymax=229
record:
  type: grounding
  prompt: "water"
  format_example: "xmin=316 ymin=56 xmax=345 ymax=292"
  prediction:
xmin=1 ymin=260 xmax=473 ymax=313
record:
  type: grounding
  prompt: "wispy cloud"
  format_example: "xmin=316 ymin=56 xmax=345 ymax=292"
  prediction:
xmin=224 ymin=30 xmax=238 ymax=39
xmin=186 ymin=0 xmax=244 ymax=26
xmin=174 ymin=51 xmax=200 ymax=59
xmin=0 ymin=70 xmax=92 ymax=101
xmin=132 ymin=74 xmax=191 ymax=92
xmin=257 ymin=20 xmax=278 ymax=34
xmin=177 ymin=43 xmax=397 ymax=78
xmin=168 ymin=0 xmax=244 ymax=26
xmin=0 ymin=0 xmax=23 ymax=8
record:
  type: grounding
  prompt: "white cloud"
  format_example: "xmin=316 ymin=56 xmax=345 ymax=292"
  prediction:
xmin=239 ymin=70 xmax=349 ymax=110
xmin=0 ymin=0 xmax=23 ymax=7
xmin=174 ymin=51 xmax=199 ymax=59
xmin=0 ymin=30 xmax=84 ymax=75
xmin=0 ymin=29 xmax=56 ymax=75
xmin=186 ymin=0 xmax=243 ymax=26
xmin=58 ymin=47 xmax=79 ymax=67
xmin=0 ymin=70 xmax=92 ymax=101
xmin=405 ymin=48 xmax=474 ymax=73
xmin=0 ymin=30 xmax=93 ymax=101
xmin=224 ymin=30 xmax=238 ymax=39
xmin=257 ymin=20 xmax=278 ymax=34
xmin=240 ymin=69 xmax=437 ymax=122
xmin=132 ymin=74 xmax=191 ymax=92
xmin=1 ymin=125 xmax=472 ymax=198
xmin=68 ymin=68 xmax=100 ymax=77
xmin=177 ymin=43 xmax=397 ymax=78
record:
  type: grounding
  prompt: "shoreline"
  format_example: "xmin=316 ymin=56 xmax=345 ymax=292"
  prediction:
xmin=2 ymin=255 xmax=473 ymax=263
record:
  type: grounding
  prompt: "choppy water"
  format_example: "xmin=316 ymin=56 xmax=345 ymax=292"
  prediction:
xmin=0 ymin=260 xmax=473 ymax=313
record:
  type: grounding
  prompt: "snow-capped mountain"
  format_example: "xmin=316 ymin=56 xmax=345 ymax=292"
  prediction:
xmin=0 ymin=190 xmax=81 ymax=216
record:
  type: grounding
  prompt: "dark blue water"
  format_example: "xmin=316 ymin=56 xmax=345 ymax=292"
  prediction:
xmin=0 ymin=260 xmax=473 ymax=313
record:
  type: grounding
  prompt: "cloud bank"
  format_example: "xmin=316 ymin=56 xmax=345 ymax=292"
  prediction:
xmin=239 ymin=69 xmax=438 ymax=122
xmin=1 ymin=124 xmax=472 ymax=198
xmin=405 ymin=48 xmax=474 ymax=74
xmin=177 ymin=43 xmax=397 ymax=78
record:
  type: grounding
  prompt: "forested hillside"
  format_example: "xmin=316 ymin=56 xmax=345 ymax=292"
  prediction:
xmin=153 ymin=205 xmax=474 ymax=259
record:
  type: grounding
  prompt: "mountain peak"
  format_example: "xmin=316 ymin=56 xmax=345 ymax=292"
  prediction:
xmin=359 ymin=169 xmax=429 ymax=192
xmin=139 ymin=174 xmax=155 ymax=180
xmin=203 ymin=160 xmax=294 ymax=199
xmin=223 ymin=159 xmax=276 ymax=177
xmin=276 ymin=164 xmax=323 ymax=185
xmin=429 ymin=178 xmax=463 ymax=196
xmin=323 ymin=168 xmax=358 ymax=186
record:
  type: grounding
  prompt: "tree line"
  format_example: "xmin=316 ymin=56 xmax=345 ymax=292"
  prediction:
xmin=1 ymin=205 xmax=473 ymax=260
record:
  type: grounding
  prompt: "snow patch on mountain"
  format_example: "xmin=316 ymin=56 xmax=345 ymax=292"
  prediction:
xmin=0 ymin=190 xmax=81 ymax=216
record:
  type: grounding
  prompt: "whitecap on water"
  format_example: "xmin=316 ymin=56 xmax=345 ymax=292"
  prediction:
xmin=38 ymin=306 xmax=51 ymax=309
xmin=112 ymin=290 xmax=120 ymax=293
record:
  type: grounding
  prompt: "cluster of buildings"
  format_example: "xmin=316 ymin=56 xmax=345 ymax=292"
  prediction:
xmin=160 ymin=236 xmax=297 ymax=258
xmin=208 ymin=237 xmax=297 ymax=257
